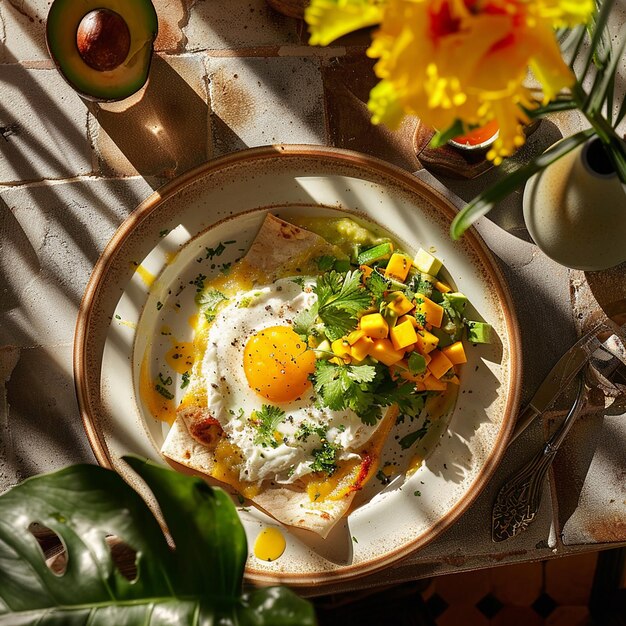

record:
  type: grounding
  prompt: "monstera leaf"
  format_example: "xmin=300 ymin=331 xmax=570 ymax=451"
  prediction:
xmin=0 ymin=456 xmax=316 ymax=625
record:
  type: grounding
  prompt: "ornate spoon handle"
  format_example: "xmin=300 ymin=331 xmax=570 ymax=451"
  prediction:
xmin=492 ymin=375 xmax=585 ymax=542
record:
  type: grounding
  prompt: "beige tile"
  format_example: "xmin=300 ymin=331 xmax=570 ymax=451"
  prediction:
xmin=435 ymin=569 xmax=490 ymax=606
xmin=185 ymin=0 xmax=299 ymax=50
xmin=153 ymin=0 xmax=192 ymax=53
xmin=207 ymin=55 xmax=325 ymax=154
xmin=0 ymin=65 xmax=92 ymax=184
xmin=490 ymin=561 xmax=543 ymax=606
xmin=0 ymin=0 xmax=48 ymax=63
xmin=546 ymin=553 xmax=598 ymax=606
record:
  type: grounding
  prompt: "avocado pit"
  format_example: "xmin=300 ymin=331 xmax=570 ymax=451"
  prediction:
xmin=76 ymin=8 xmax=131 ymax=72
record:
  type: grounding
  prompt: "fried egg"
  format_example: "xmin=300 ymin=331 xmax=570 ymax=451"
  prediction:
xmin=202 ymin=277 xmax=378 ymax=484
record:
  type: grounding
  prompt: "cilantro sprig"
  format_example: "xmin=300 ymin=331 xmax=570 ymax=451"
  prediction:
xmin=314 ymin=270 xmax=371 ymax=341
xmin=195 ymin=289 xmax=227 ymax=323
xmin=251 ymin=405 xmax=286 ymax=449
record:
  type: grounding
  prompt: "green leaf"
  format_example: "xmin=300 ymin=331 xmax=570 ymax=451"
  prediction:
xmin=292 ymin=303 xmax=319 ymax=340
xmin=195 ymin=288 xmax=227 ymax=322
xmin=450 ymin=129 xmax=594 ymax=239
xmin=252 ymin=405 xmax=287 ymax=448
xmin=0 ymin=458 xmax=316 ymax=625
xmin=315 ymin=270 xmax=370 ymax=340
xmin=429 ymin=119 xmax=465 ymax=147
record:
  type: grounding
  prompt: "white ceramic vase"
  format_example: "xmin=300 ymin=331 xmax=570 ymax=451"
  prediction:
xmin=523 ymin=136 xmax=626 ymax=270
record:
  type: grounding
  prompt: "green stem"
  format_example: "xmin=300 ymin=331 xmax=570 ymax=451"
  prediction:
xmin=450 ymin=130 xmax=594 ymax=240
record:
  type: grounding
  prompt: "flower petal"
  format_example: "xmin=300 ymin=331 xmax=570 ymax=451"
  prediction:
xmin=306 ymin=0 xmax=385 ymax=46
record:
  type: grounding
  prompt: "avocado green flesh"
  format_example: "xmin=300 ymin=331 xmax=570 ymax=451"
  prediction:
xmin=46 ymin=0 xmax=158 ymax=101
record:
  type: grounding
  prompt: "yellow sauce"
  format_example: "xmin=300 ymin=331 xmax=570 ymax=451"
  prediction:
xmin=165 ymin=251 xmax=178 ymax=266
xmin=253 ymin=527 xmax=286 ymax=562
xmin=139 ymin=355 xmax=176 ymax=424
xmin=188 ymin=313 xmax=199 ymax=330
xmin=212 ymin=439 xmax=259 ymax=499
xmin=134 ymin=263 xmax=156 ymax=288
xmin=165 ymin=341 xmax=194 ymax=374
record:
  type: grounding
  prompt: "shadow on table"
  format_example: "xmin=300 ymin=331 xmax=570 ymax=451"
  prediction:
xmin=85 ymin=55 xmax=211 ymax=184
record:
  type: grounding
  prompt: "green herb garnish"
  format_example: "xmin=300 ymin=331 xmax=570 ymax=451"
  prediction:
xmin=181 ymin=371 xmax=190 ymax=389
xmin=155 ymin=384 xmax=174 ymax=400
xmin=314 ymin=270 xmax=371 ymax=341
xmin=310 ymin=438 xmax=339 ymax=476
xmin=196 ymin=289 xmax=227 ymax=322
xmin=252 ymin=405 xmax=286 ymax=449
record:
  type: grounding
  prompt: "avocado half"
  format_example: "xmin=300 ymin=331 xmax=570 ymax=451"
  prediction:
xmin=46 ymin=0 xmax=158 ymax=102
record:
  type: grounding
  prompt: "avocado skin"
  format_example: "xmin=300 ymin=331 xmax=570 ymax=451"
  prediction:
xmin=46 ymin=0 xmax=158 ymax=102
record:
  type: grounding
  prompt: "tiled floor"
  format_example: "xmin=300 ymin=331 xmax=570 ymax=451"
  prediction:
xmin=424 ymin=552 xmax=597 ymax=625
xmin=315 ymin=550 xmax=626 ymax=626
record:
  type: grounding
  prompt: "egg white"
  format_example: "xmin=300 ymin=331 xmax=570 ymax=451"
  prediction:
xmin=202 ymin=277 xmax=379 ymax=484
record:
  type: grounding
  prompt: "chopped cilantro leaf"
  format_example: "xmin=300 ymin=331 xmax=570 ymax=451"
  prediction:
xmin=158 ymin=372 xmax=172 ymax=386
xmin=181 ymin=371 xmax=190 ymax=389
xmin=310 ymin=437 xmax=338 ymax=475
xmin=205 ymin=242 xmax=226 ymax=260
xmin=314 ymin=270 xmax=371 ymax=341
xmin=366 ymin=271 xmax=389 ymax=308
xmin=292 ymin=303 xmax=319 ymax=340
xmin=376 ymin=469 xmax=390 ymax=485
xmin=193 ymin=273 xmax=207 ymax=292
xmin=313 ymin=360 xmax=380 ymax=424
xmin=155 ymin=384 xmax=174 ymax=400
xmin=252 ymin=405 xmax=286 ymax=448
xmin=196 ymin=289 xmax=226 ymax=322
xmin=399 ymin=421 xmax=431 ymax=449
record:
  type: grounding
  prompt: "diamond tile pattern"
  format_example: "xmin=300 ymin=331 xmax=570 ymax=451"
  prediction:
xmin=315 ymin=552 xmax=602 ymax=625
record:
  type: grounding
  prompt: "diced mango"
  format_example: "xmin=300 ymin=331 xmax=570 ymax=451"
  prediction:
xmin=351 ymin=336 xmax=374 ymax=361
xmin=414 ymin=329 xmax=439 ymax=354
xmin=423 ymin=375 xmax=447 ymax=391
xmin=427 ymin=350 xmax=454 ymax=379
xmin=390 ymin=319 xmax=418 ymax=351
xmin=388 ymin=293 xmax=414 ymax=316
xmin=347 ymin=329 xmax=366 ymax=345
xmin=359 ymin=264 xmax=373 ymax=280
xmin=434 ymin=279 xmax=451 ymax=293
xmin=331 ymin=338 xmax=351 ymax=360
xmin=398 ymin=314 xmax=418 ymax=327
xmin=441 ymin=341 xmax=467 ymax=365
xmin=384 ymin=253 xmax=412 ymax=282
xmin=391 ymin=360 xmax=430 ymax=383
xmin=415 ymin=296 xmax=444 ymax=328
xmin=371 ymin=339 xmax=404 ymax=366
xmin=359 ymin=313 xmax=389 ymax=339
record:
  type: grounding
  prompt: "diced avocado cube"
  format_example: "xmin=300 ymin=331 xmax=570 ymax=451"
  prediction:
xmin=466 ymin=320 xmax=492 ymax=344
xmin=357 ymin=242 xmax=394 ymax=266
xmin=413 ymin=248 xmax=442 ymax=276
xmin=407 ymin=351 xmax=427 ymax=374
xmin=445 ymin=292 xmax=468 ymax=314
xmin=431 ymin=327 xmax=454 ymax=348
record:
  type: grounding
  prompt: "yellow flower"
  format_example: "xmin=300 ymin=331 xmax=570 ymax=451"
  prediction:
xmin=307 ymin=0 xmax=594 ymax=162
xmin=305 ymin=0 xmax=386 ymax=47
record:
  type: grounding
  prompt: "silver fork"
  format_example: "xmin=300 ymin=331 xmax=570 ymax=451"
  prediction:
xmin=492 ymin=374 xmax=586 ymax=542
xmin=492 ymin=331 xmax=626 ymax=542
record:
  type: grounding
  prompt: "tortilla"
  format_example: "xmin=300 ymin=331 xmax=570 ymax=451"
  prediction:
xmin=160 ymin=214 xmax=390 ymax=537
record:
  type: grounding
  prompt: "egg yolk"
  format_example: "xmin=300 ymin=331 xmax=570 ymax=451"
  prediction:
xmin=243 ymin=325 xmax=316 ymax=403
